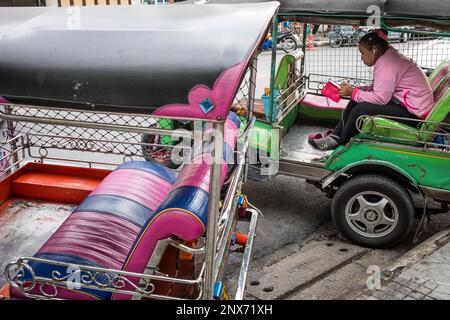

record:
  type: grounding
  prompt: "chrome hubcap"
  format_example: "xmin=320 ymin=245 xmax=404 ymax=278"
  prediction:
xmin=282 ymin=39 xmax=296 ymax=50
xmin=345 ymin=191 xmax=399 ymax=238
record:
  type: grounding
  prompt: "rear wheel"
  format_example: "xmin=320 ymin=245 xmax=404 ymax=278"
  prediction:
xmin=280 ymin=36 xmax=298 ymax=52
xmin=351 ymin=30 xmax=364 ymax=45
xmin=329 ymin=33 xmax=343 ymax=48
xmin=331 ymin=174 xmax=415 ymax=248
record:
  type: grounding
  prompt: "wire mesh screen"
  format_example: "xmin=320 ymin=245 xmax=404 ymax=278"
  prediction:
xmin=304 ymin=26 xmax=450 ymax=93
xmin=2 ymin=106 xmax=167 ymax=167
xmin=231 ymin=58 xmax=256 ymax=120
xmin=400 ymin=35 xmax=450 ymax=71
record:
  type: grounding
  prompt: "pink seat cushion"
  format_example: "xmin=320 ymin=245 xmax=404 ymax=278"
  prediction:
xmin=301 ymin=93 xmax=349 ymax=110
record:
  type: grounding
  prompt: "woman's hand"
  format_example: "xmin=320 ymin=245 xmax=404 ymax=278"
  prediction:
xmin=339 ymin=83 xmax=354 ymax=97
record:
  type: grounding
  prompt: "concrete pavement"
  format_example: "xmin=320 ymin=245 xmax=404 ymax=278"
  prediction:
xmin=356 ymin=228 xmax=450 ymax=300
xmin=234 ymin=211 xmax=450 ymax=300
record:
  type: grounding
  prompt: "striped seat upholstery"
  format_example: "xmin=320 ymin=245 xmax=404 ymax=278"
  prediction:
xmin=10 ymin=112 xmax=240 ymax=300
xmin=429 ymin=60 xmax=450 ymax=92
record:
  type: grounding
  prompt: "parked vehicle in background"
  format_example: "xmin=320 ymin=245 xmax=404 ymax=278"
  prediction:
xmin=328 ymin=25 xmax=366 ymax=48
xmin=388 ymin=30 xmax=409 ymax=43
xmin=409 ymin=26 xmax=441 ymax=40
xmin=278 ymin=28 xmax=300 ymax=52
xmin=263 ymin=27 xmax=300 ymax=53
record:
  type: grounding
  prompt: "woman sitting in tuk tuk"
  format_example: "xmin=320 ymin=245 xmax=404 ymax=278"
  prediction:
xmin=311 ymin=29 xmax=434 ymax=151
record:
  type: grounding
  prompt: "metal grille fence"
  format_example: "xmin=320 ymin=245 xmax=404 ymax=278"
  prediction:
xmin=2 ymin=107 xmax=162 ymax=166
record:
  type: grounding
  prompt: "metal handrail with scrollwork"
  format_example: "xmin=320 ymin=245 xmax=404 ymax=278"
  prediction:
xmin=5 ymin=247 xmax=205 ymax=300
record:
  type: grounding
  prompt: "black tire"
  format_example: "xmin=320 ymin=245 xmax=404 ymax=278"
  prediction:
xmin=280 ymin=36 xmax=298 ymax=53
xmin=351 ymin=30 xmax=364 ymax=45
xmin=329 ymin=33 xmax=343 ymax=48
xmin=331 ymin=174 xmax=414 ymax=248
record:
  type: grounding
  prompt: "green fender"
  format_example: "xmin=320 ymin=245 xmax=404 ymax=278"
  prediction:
xmin=321 ymin=159 xmax=419 ymax=190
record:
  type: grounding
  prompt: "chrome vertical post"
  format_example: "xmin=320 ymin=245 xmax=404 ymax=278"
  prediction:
xmin=247 ymin=57 xmax=258 ymax=122
xmin=4 ymin=106 xmax=19 ymax=165
xmin=244 ymin=57 xmax=258 ymax=183
xmin=300 ymin=22 xmax=308 ymax=77
xmin=204 ymin=120 xmax=224 ymax=300
xmin=268 ymin=15 xmax=279 ymax=123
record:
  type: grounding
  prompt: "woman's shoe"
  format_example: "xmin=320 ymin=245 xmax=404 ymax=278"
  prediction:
xmin=311 ymin=134 xmax=340 ymax=151
xmin=308 ymin=129 xmax=333 ymax=145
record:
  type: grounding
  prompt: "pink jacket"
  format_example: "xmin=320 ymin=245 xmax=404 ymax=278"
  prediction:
xmin=351 ymin=47 xmax=434 ymax=120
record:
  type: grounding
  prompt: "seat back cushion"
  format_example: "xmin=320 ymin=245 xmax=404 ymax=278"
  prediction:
xmin=429 ymin=60 xmax=450 ymax=90
xmin=420 ymin=87 xmax=450 ymax=141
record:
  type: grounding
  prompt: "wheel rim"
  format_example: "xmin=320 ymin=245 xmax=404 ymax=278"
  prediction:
xmin=282 ymin=38 xmax=296 ymax=51
xmin=344 ymin=191 xmax=399 ymax=238
xmin=352 ymin=33 xmax=362 ymax=45
xmin=329 ymin=35 xmax=341 ymax=47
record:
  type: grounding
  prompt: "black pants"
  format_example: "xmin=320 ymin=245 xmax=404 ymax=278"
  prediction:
xmin=333 ymin=100 xmax=419 ymax=144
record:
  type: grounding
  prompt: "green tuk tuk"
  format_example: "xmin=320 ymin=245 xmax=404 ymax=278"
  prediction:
xmin=181 ymin=0 xmax=450 ymax=248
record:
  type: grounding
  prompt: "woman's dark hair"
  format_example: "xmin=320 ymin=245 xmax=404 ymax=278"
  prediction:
xmin=359 ymin=29 xmax=390 ymax=53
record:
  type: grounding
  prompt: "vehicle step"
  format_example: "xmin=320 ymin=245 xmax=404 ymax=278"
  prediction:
xmin=12 ymin=172 xmax=103 ymax=204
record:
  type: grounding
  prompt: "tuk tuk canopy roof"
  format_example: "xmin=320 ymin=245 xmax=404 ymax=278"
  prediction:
xmin=0 ymin=3 xmax=279 ymax=117
xmin=183 ymin=0 xmax=450 ymax=30
xmin=184 ymin=0 xmax=450 ymax=20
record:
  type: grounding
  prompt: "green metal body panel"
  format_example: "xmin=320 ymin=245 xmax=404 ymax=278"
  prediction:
xmin=249 ymin=120 xmax=273 ymax=154
xmin=279 ymin=104 xmax=299 ymax=133
xmin=298 ymin=103 xmax=343 ymax=122
xmin=325 ymin=141 xmax=450 ymax=191
xmin=247 ymin=104 xmax=298 ymax=155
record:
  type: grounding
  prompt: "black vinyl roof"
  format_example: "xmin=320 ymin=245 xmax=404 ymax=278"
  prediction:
xmin=183 ymin=0 xmax=450 ymax=21
xmin=0 ymin=3 xmax=279 ymax=114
